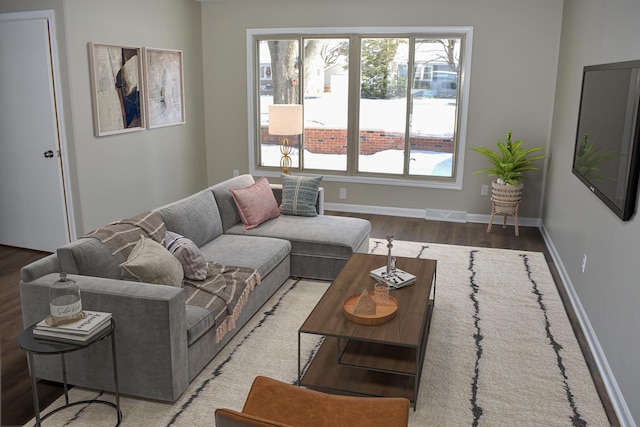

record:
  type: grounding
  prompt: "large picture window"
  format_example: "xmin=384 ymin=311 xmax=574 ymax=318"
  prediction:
xmin=248 ymin=27 xmax=472 ymax=189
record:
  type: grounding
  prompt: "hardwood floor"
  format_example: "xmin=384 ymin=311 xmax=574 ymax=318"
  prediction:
xmin=0 ymin=214 xmax=618 ymax=426
xmin=1 ymin=246 xmax=63 ymax=427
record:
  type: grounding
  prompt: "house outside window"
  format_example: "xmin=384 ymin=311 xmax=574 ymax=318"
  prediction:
xmin=248 ymin=27 xmax=473 ymax=189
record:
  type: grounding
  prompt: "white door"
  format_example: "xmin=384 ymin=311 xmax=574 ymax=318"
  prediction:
xmin=0 ymin=12 xmax=71 ymax=252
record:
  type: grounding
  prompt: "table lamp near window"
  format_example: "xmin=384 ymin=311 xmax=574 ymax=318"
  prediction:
xmin=268 ymin=104 xmax=303 ymax=174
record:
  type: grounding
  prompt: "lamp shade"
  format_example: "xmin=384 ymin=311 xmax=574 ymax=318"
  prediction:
xmin=268 ymin=104 xmax=303 ymax=135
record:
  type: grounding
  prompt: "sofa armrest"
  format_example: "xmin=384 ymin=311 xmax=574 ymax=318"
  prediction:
xmin=20 ymin=253 xmax=61 ymax=282
xmin=270 ymin=184 xmax=325 ymax=215
xmin=20 ymin=273 xmax=189 ymax=401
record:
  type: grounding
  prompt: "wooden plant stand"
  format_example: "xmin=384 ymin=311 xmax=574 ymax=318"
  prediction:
xmin=487 ymin=198 xmax=520 ymax=236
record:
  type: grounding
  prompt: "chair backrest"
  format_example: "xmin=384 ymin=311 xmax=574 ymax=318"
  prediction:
xmin=240 ymin=376 xmax=410 ymax=427
xmin=214 ymin=408 xmax=292 ymax=427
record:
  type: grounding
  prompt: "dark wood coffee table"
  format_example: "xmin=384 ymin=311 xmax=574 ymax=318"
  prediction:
xmin=298 ymin=253 xmax=436 ymax=408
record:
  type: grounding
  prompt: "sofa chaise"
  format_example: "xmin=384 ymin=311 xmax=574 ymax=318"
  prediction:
xmin=19 ymin=174 xmax=371 ymax=402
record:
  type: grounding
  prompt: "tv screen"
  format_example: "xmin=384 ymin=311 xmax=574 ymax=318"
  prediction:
xmin=572 ymin=60 xmax=640 ymax=221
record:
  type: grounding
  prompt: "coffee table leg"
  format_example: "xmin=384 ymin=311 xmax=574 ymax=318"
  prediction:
xmin=297 ymin=332 xmax=301 ymax=386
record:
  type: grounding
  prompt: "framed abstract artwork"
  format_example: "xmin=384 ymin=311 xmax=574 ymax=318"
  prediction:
xmin=89 ymin=42 xmax=146 ymax=136
xmin=143 ymin=48 xmax=185 ymax=128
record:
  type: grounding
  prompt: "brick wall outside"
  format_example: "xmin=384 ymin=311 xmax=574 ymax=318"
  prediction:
xmin=260 ymin=126 xmax=453 ymax=154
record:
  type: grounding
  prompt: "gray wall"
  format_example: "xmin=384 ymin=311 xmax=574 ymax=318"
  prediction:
xmin=544 ymin=0 xmax=640 ymax=424
xmin=200 ymin=0 xmax=563 ymax=219
xmin=0 ymin=0 xmax=207 ymax=234
xmin=4 ymin=0 xmax=636 ymax=422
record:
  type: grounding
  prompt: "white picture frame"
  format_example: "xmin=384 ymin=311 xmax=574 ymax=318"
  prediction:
xmin=89 ymin=42 xmax=146 ymax=136
xmin=143 ymin=47 xmax=185 ymax=128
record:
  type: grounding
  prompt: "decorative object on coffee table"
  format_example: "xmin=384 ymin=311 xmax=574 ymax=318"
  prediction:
xmin=374 ymin=282 xmax=390 ymax=304
xmin=370 ymin=236 xmax=416 ymax=288
xmin=343 ymin=291 xmax=398 ymax=326
xmin=353 ymin=289 xmax=376 ymax=315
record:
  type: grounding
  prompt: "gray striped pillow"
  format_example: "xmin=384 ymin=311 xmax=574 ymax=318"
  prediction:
xmin=279 ymin=174 xmax=322 ymax=216
xmin=165 ymin=231 xmax=208 ymax=281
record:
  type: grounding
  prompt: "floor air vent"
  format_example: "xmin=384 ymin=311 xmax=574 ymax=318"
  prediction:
xmin=425 ymin=209 xmax=468 ymax=223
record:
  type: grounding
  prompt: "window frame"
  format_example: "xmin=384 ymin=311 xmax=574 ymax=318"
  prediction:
xmin=246 ymin=26 xmax=473 ymax=190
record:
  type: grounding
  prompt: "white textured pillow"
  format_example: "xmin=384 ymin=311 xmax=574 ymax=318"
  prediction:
xmin=165 ymin=231 xmax=208 ymax=280
xmin=121 ymin=235 xmax=183 ymax=287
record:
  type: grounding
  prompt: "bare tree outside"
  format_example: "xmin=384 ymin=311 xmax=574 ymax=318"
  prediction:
xmin=267 ymin=41 xmax=299 ymax=104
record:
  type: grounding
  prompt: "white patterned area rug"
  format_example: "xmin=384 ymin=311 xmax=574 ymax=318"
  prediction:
xmin=29 ymin=239 xmax=609 ymax=426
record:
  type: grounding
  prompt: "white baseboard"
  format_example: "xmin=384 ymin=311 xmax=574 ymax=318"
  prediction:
xmin=466 ymin=213 xmax=541 ymax=227
xmin=326 ymin=202 xmax=426 ymax=219
xmin=540 ymin=224 xmax=636 ymax=427
xmin=325 ymin=202 xmax=541 ymax=227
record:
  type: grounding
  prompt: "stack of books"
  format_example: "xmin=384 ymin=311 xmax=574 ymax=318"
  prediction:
xmin=370 ymin=266 xmax=416 ymax=289
xmin=33 ymin=311 xmax=112 ymax=344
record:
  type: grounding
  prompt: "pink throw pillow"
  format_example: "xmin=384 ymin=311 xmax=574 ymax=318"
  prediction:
xmin=230 ymin=177 xmax=281 ymax=231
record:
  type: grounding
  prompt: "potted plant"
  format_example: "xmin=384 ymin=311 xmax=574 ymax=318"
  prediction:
xmin=470 ymin=130 xmax=547 ymax=209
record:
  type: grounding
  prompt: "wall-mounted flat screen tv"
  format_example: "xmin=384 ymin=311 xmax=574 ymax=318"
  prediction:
xmin=572 ymin=60 xmax=640 ymax=221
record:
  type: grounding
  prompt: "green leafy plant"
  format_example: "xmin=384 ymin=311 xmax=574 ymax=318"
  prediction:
xmin=574 ymin=133 xmax=618 ymax=182
xmin=470 ymin=131 xmax=548 ymax=186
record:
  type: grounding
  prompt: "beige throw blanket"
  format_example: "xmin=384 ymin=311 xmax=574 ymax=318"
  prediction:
xmin=85 ymin=211 xmax=261 ymax=342
xmin=183 ymin=262 xmax=260 ymax=342
xmin=84 ymin=211 xmax=166 ymax=258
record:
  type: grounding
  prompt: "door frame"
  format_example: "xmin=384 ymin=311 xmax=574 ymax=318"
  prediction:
xmin=1 ymin=9 xmax=76 ymax=243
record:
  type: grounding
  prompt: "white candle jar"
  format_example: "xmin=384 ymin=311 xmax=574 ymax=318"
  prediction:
xmin=49 ymin=272 xmax=83 ymax=325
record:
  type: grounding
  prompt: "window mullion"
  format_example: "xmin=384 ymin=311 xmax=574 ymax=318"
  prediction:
xmin=346 ymin=35 xmax=361 ymax=175
xmin=404 ymin=38 xmax=416 ymax=176
xmin=298 ymin=37 xmax=304 ymax=173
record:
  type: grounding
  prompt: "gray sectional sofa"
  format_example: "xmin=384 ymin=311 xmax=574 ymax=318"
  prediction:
xmin=19 ymin=174 xmax=370 ymax=402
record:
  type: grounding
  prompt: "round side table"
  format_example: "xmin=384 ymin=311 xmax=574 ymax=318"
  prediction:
xmin=18 ymin=318 xmax=122 ymax=426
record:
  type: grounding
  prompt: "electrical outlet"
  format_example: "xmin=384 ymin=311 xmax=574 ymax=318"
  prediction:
xmin=481 ymin=184 xmax=489 ymax=196
xmin=339 ymin=188 xmax=347 ymax=199
xmin=581 ymin=254 xmax=587 ymax=273
xmin=233 ymin=169 xmax=239 ymax=177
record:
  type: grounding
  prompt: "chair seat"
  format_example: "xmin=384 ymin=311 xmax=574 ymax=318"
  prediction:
xmin=215 ymin=376 xmax=410 ymax=427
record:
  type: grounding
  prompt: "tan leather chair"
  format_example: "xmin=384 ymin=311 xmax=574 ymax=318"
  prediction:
xmin=215 ymin=376 xmax=410 ymax=427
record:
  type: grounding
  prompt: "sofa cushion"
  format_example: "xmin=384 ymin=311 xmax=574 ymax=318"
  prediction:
xmin=157 ymin=188 xmax=223 ymax=248
xmin=57 ymin=238 xmax=125 ymax=279
xmin=121 ymin=236 xmax=184 ymax=286
xmin=165 ymin=231 xmax=208 ymax=281
xmin=226 ymin=215 xmax=370 ymax=260
xmin=211 ymin=174 xmax=257 ymax=232
xmin=226 ymin=215 xmax=370 ymax=280
xmin=231 ymin=177 xmax=281 ymax=231
xmin=198 ymin=234 xmax=290 ymax=281
xmin=279 ymin=174 xmax=322 ymax=217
